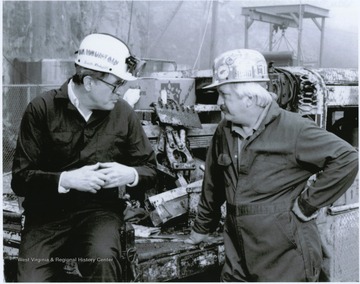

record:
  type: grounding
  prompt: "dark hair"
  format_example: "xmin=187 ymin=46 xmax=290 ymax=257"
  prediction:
xmin=72 ymin=64 xmax=108 ymax=85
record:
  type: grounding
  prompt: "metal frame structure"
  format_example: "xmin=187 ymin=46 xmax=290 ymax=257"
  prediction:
xmin=241 ymin=4 xmax=329 ymax=66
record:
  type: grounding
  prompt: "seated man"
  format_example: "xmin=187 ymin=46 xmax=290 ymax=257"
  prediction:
xmin=12 ymin=33 xmax=157 ymax=282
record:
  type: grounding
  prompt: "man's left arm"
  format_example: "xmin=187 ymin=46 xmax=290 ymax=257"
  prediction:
xmin=294 ymin=123 xmax=358 ymax=218
xmin=124 ymin=111 xmax=158 ymax=188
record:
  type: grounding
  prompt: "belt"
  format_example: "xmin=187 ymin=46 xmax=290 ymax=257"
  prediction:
xmin=227 ymin=202 xmax=291 ymax=216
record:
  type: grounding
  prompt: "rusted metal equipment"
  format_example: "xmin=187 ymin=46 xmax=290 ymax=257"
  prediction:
xmin=152 ymin=99 xmax=202 ymax=129
xmin=154 ymin=125 xmax=197 ymax=187
xmin=146 ymin=185 xmax=188 ymax=226
xmin=134 ymin=235 xmax=224 ymax=282
xmin=268 ymin=65 xmax=328 ymax=127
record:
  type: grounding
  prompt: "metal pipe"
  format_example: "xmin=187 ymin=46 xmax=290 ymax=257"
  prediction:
xmin=327 ymin=203 xmax=359 ymax=215
xmin=319 ymin=17 xmax=326 ymax=67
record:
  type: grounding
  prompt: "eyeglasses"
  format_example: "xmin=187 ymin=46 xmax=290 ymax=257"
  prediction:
xmin=97 ymin=78 xmax=126 ymax=94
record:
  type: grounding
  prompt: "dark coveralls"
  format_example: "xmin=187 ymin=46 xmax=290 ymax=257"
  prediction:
xmin=193 ymin=101 xmax=358 ymax=282
xmin=11 ymin=80 xmax=157 ymax=282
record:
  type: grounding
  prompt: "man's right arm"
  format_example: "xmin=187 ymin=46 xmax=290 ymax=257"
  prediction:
xmin=12 ymin=102 xmax=110 ymax=196
xmin=192 ymin=130 xmax=226 ymax=235
xmin=11 ymin=101 xmax=62 ymax=197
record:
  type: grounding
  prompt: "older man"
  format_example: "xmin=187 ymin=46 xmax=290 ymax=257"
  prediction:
xmin=186 ymin=49 xmax=358 ymax=281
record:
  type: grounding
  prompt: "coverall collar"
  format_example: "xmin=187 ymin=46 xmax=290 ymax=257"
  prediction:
xmin=231 ymin=102 xmax=272 ymax=139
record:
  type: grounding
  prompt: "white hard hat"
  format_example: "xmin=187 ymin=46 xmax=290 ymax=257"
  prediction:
xmin=74 ymin=33 xmax=138 ymax=81
xmin=204 ymin=49 xmax=269 ymax=89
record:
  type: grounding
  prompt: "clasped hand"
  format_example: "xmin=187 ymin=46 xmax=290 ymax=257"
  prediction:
xmin=60 ymin=162 xmax=136 ymax=194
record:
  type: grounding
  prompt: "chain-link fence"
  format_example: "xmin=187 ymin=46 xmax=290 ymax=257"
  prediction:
xmin=3 ymin=84 xmax=59 ymax=173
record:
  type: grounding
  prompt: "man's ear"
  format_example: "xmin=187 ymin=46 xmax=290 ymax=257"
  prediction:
xmin=83 ymin=76 xmax=93 ymax=92
xmin=245 ymin=96 xmax=254 ymax=108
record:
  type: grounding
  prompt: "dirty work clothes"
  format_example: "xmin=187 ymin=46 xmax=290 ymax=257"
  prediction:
xmin=193 ymin=101 xmax=358 ymax=281
xmin=11 ymin=79 xmax=157 ymax=215
xmin=221 ymin=203 xmax=322 ymax=281
xmin=17 ymin=208 xmax=124 ymax=282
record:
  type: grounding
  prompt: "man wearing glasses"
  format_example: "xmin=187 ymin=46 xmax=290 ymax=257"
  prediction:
xmin=12 ymin=33 xmax=157 ymax=282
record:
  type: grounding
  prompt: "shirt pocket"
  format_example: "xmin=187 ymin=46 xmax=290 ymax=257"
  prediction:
xmin=51 ymin=131 xmax=73 ymax=144
xmin=217 ymin=153 xmax=234 ymax=188
xmin=47 ymin=131 xmax=74 ymax=167
xmin=96 ymin=133 xmax=126 ymax=162
xmin=217 ymin=153 xmax=232 ymax=167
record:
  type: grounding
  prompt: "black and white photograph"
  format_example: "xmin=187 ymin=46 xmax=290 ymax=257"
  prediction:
xmin=2 ymin=0 xmax=359 ymax=282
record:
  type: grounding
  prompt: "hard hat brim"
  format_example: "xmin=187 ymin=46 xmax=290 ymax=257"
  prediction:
xmin=117 ymin=72 xmax=137 ymax=81
xmin=203 ymin=78 xmax=270 ymax=89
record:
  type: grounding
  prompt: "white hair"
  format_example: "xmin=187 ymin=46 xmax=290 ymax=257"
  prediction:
xmin=229 ymin=82 xmax=273 ymax=107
